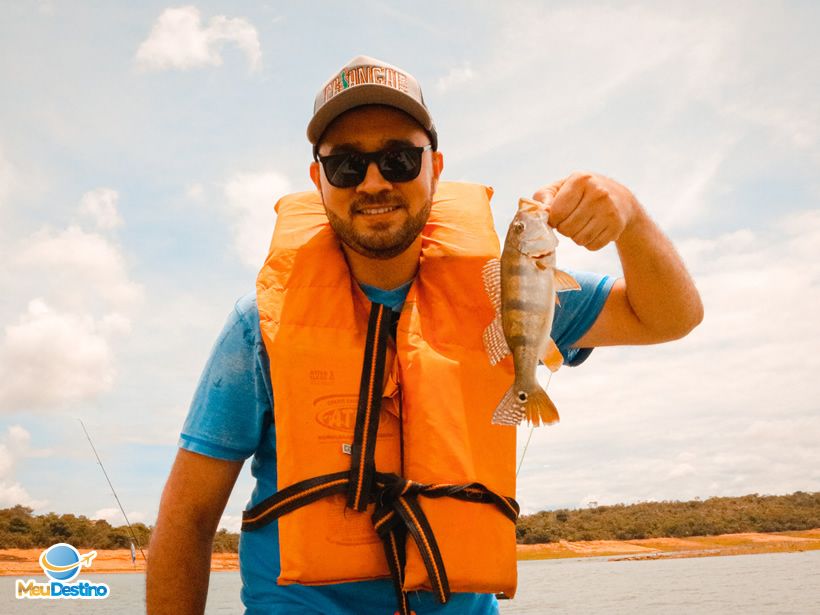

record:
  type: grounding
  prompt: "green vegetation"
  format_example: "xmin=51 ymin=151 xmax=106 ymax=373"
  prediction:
xmin=516 ymin=491 xmax=820 ymax=544
xmin=0 ymin=505 xmax=150 ymax=550
xmin=2 ymin=491 xmax=819 ymax=552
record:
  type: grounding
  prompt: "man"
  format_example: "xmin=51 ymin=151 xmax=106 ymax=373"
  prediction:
xmin=146 ymin=56 xmax=702 ymax=614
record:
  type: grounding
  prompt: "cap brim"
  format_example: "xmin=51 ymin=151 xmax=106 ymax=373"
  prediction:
xmin=307 ymin=84 xmax=434 ymax=145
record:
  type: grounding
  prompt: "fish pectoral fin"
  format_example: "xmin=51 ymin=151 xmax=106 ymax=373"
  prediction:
xmin=535 ymin=259 xmax=548 ymax=270
xmin=483 ymin=314 xmax=511 ymax=365
xmin=554 ymin=268 xmax=581 ymax=292
xmin=482 ymin=258 xmax=502 ymax=311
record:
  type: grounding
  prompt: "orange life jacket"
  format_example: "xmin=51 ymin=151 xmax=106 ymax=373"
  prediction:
xmin=246 ymin=182 xmax=521 ymax=608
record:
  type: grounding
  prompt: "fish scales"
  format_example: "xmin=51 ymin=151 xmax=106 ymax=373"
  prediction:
xmin=483 ymin=197 xmax=580 ymax=426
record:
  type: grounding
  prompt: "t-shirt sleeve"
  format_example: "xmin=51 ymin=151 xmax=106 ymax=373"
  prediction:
xmin=178 ymin=292 xmax=272 ymax=461
xmin=550 ymin=270 xmax=616 ymax=367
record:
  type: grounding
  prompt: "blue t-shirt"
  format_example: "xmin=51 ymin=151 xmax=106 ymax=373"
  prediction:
xmin=180 ymin=272 xmax=614 ymax=614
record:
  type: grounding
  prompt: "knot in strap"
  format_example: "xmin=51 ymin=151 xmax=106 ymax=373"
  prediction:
xmin=370 ymin=471 xmax=520 ymax=614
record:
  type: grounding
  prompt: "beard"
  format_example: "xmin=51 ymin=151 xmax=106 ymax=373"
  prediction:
xmin=325 ymin=192 xmax=432 ymax=260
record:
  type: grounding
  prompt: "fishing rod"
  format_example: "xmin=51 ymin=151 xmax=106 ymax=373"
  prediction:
xmin=78 ymin=419 xmax=147 ymax=562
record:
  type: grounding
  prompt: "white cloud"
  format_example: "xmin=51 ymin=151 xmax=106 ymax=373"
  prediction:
xmin=219 ymin=513 xmax=242 ymax=532
xmin=186 ymin=183 xmax=205 ymax=200
xmin=223 ymin=171 xmax=290 ymax=267
xmin=441 ymin=4 xmax=713 ymax=161
xmin=0 ymin=196 xmax=141 ymax=412
xmin=94 ymin=507 xmax=147 ymax=526
xmin=16 ymin=225 xmax=142 ymax=309
xmin=0 ymin=426 xmax=47 ymax=509
xmin=0 ymin=145 xmax=14 ymax=208
xmin=515 ymin=207 xmax=820 ymax=512
xmin=436 ymin=64 xmax=474 ymax=92
xmin=37 ymin=1 xmax=56 ymax=17
xmin=439 ymin=3 xmax=819 ymax=238
xmin=0 ymin=299 xmax=117 ymax=410
xmin=135 ymin=6 xmax=262 ymax=72
xmin=79 ymin=188 xmax=122 ymax=230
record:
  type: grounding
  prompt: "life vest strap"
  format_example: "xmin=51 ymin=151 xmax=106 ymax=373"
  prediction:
xmin=240 ymin=471 xmax=349 ymax=531
xmin=240 ymin=470 xmax=519 ymax=614
xmin=347 ymin=302 xmax=394 ymax=512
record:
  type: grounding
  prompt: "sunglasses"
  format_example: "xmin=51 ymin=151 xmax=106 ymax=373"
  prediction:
xmin=316 ymin=145 xmax=433 ymax=188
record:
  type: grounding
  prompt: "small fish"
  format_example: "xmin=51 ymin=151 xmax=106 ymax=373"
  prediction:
xmin=483 ymin=197 xmax=580 ymax=426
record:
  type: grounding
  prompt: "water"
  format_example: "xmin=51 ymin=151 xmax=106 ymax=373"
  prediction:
xmin=2 ymin=572 xmax=242 ymax=614
xmin=3 ymin=551 xmax=818 ymax=613
xmin=500 ymin=551 xmax=820 ymax=614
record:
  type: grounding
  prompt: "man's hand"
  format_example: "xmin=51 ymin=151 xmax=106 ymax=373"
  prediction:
xmin=533 ymin=171 xmax=703 ymax=347
xmin=533 ymin=172 xmax=638 ymax=251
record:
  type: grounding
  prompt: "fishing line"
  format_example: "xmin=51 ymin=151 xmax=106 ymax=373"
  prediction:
xmin=79 ymin=419 xmax=147 ymax=562
xmin=516 ymin=371 xmax=552 ymax=478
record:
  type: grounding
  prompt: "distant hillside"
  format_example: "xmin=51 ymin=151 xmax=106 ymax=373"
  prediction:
xmin=516 ymin=491 xmax=820 ymax=543
xmin=3 ymin=492 xmax=819 ymax=552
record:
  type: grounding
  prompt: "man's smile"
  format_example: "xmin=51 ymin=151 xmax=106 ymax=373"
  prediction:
xmin=355 ymin=205 xmax=402 ymax=216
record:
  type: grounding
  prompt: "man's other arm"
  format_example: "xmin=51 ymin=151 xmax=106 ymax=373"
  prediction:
xmin=535 ymin=172 xmax=704 ymax=347
xmin=146 ymin=449 xmax=243 ymax=615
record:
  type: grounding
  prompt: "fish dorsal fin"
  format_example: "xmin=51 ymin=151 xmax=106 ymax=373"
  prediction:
xmin=482 ymin=258 xmax=502 ymax=312
xmin=554 ymin=269 xmax=581 ymax=292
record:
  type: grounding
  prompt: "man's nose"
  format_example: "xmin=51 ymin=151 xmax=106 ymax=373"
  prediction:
xmin=356 ymin=161 xmax=393 ymax=194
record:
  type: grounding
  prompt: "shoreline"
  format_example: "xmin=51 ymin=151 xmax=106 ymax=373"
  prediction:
xmin=516 ymin=528 xmax=820 ymax=561
xmin=2 ymin=528 xmax=818 ymax=575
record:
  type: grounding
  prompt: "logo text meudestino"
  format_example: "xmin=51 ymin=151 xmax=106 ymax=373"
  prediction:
xmin=16 ymin=543 xmax=110 ymax=600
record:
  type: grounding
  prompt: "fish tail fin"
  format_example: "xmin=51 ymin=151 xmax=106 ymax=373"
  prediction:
xmin=524 ymin=386 xmax=560 ymax=427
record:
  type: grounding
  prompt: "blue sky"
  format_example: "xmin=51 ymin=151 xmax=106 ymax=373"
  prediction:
xmin=1 ymin=1 xmax=818 ymax=530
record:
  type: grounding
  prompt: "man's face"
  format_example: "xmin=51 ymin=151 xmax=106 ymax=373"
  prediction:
xmin=310 ymin=105 xmax=443 ymax=260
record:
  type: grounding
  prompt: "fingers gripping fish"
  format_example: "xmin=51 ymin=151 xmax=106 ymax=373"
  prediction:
xmin=483 ymin=198 xmax=580 ymax=426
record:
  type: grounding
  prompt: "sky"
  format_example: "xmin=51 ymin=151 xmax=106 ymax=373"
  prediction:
xmin=1 ymin=1 xmax=818 ymax=532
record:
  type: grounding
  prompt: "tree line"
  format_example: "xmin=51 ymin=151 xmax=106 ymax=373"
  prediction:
xmin=0 ymin=505 xmax=240 ymax=552
xmin=516 ymin=491 xmax=820 ymax=543
xmin=1 ymin=491 xmax=818 ymax=551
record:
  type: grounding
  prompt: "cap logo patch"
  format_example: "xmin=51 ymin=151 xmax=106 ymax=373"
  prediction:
xmin=324 ymin=65 xmax=408 ymax=103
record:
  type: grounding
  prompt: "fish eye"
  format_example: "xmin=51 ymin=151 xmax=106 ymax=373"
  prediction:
xmin=517 ymin=392 xmax=528 ymax=402
xmin=513 ymin=221 xmax=525 ymax=233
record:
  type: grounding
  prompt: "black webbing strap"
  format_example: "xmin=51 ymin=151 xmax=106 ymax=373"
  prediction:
xmin=241 ymin=471 xmax=349 ymax=531
xmin=241 ymin=469 xmax=519 ymax=615
xmin=371 ymin=472 xmax=519 ymax=610
xmin=347 ymin=302 xmax=393 ymax=511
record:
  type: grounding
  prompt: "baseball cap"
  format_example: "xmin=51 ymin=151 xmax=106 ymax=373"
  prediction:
xmin=307 ymin=55 xmax=437 ymax=150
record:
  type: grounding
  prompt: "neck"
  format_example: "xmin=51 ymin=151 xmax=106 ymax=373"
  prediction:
xmin=342 ymin=236 xmax=422 ymax=289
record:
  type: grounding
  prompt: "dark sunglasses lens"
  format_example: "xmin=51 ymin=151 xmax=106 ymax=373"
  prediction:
xmin=379 ymin=149 xmax=422 ymax=182
xmin=321 ymin=147 xmax=425 ymax=187
xmin=325 ymin=154 xmax=367 ymax=188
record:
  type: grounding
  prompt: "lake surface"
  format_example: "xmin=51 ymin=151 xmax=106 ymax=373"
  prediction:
xmin=3 ymin=550 xmax=818 ymax=613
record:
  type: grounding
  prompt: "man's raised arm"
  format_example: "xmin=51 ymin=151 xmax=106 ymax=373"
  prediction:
xmin=535 ymin=172 xmax=703 ymax=347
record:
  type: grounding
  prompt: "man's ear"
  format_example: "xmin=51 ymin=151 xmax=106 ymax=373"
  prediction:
xmin=430 ymin=151 xmax=444 ymax=194
xmin=309 ymin=161 xmax=322 ymax=192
